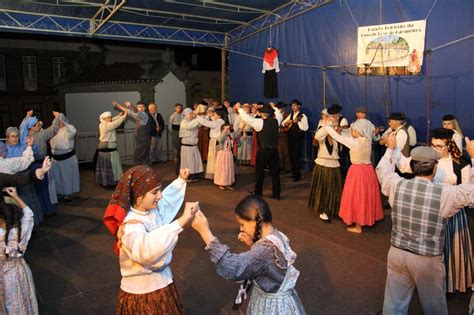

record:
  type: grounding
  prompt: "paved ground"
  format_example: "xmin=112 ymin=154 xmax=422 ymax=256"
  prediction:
xmin=25 ymin=162 xmax=472 ymax=314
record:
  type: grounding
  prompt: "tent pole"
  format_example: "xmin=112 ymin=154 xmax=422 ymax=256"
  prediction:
xmin=322 ymin=67 xmax=326 ymax=109
xmin=221 ymin=34 xmax=228 ymax=103
xmin=425 ymin=49 xmax=432 ymax=143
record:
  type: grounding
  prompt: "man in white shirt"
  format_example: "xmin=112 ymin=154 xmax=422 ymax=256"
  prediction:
xmin=281 ymin=99 xmax=309 ymax=181
xmin=236 ymin=102 xmax=283 ymax=200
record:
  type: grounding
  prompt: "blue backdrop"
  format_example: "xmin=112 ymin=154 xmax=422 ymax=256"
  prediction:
xmin=229 ymin=0 xmax=474 ymax=143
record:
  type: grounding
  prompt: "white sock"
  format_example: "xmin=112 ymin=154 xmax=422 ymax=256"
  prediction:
xmin=319 ymin=213 xmax=328 ymax=220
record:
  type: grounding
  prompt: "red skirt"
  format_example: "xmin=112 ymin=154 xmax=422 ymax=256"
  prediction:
xmin=116 ymin=283 xmax=183 ymax=315
xmin=338 ymin=164 xmax=383 ymax=226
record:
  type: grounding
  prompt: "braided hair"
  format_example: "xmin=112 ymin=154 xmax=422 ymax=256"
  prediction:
xmin=234 ymin=195 xmax=272 ymax=244
xmin=232 ymin=195 xmax=272 ymax=309
xmin=0 ymin=203 xmax=23 ymax=249
xmin=447 ymin=138 xmax=462 ymax=163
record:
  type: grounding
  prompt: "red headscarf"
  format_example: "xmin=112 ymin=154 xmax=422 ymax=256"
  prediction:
xmin=264 ymin=47 xmax=278 ymax=67
xmin=103 ymin=165 xmax=161 ymax=254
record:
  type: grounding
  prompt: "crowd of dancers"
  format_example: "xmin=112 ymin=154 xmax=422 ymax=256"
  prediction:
xmin=0 ymin=97 xmax=473 ymax=314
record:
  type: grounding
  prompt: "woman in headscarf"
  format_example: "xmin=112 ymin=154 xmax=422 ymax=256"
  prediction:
xmin=442 ymin=114 xmax=464 ymax=151
xmin=50 ymin=114 xmax=80 ymax=201
xmin=103 ymin=166 xmax=197 ymax=314
xmin=324 ymin=119 xmax=383 ymax=233
xmin=4 ymin=127 xmax=44 ymax=225
xmin=96 ymin=109 xmax=128 ymax=187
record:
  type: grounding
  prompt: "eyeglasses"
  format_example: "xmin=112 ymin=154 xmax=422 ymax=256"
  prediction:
xmin=431 ymin=144 xmax=447 ymax=150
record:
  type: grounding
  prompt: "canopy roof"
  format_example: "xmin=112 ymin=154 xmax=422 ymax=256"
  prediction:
xmin=0 ymin=0 xmax=331 ymax=47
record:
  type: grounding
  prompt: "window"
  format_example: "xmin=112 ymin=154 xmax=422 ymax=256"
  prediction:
xmin=0 ymin=104 xmax=9 ymax=138
xmin=52 ymin=56 xmax=65 ymax=84
xmin=22 ymin=56 xmax=38 ymax=91
xmin=0 ymin=55 xmax=6 ymax=91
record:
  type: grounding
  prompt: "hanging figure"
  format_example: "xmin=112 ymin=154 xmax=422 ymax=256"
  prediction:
xmin=262 ymin=47 xmax=280 ymax=99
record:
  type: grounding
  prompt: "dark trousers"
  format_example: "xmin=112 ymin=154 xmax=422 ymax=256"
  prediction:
xmin=255 ymin=148 xmax=280 ymax=197
xmin=175 ymin=143 xmax=181 ymax=176
xmin=134 ymin=133 xmax=151 ymax=165
xmin=287 ymin=135 xmax=303 ymax=180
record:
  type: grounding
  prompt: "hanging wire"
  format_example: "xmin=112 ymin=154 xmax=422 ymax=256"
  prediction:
xmin=343 ymin=0 xmax=359 ymax=27
xmin=425 ymin=0 xmax=438 ymax=20
xmin=431 ymin=34 xmax=474 ymax=51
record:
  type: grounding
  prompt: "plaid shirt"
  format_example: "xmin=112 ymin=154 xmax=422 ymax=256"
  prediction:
xmin=392 ymin=178 xmax=446 ymax=256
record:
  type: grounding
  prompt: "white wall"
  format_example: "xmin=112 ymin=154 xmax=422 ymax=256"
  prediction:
xmin=154 ymin=72 xmax=186 ymax=162
xmin=65 ymin=91 xmax=140 ymax=164
xmin=65 ymin=91 xmax=139 ymax=132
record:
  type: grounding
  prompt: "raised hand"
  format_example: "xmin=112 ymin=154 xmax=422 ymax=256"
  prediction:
xmin=192 ymin=210 xmax=209 ymax=234
xmin=178 ymin=201 xmax=199 ymax=228
xmin=26 ymin=110 xmax=34 ymax=118
xmin=25 ymin=136 xmax=34 ymax=147
xmin=179 ymin=168 xmax=191 ymax=180
xmin=3 ymin=187 xmax=18 ymax=198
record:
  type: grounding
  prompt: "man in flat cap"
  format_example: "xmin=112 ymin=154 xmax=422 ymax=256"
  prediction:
xmin=377 ymin=134 xmax=474 ymax=315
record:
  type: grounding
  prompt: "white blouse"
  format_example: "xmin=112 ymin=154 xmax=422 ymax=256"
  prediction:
xmin=99 ymin=114 xmax=127 ymax=143
xmin=325 ymin=126 xmax=372 ymax=164
xmin=0 ymin=146 xmax=34 ymax=174
xmin=50 ymin=122 xmax=77 ymax=154
xmin=196 ymin=116 xmax=225 ymax=138
xmin=119 ymin=177 xmax=187 ymax=294
xmin=314 ymin=126 xmax=339 ymax=168
xmin=179 ymin=119 xmax=201 ymax=145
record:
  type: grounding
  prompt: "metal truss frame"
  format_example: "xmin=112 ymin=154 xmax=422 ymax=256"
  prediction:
xmin=227 ymin=0 xmax=333 ymax=46
xmin=90 ymin=0 xmax=127 ymax=34
xmin=0 ymin=1 xmax=333 ymax=48
xmin=0 ymin=8 xmax=226 ymax=46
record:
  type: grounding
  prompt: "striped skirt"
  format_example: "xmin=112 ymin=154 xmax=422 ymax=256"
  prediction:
xmin=96 ymin=143 xmax=123 ymax=186
xmin=116 ymin=283 xmax=183 ymax=315
xmin=443 ymin=208 xmax=473 ymax=293
xmin=308 ymin=164 xmax=342 ymax=217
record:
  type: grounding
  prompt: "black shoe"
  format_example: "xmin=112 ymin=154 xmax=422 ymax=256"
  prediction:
xmin=319 ymin=217 xmax=331 ymax=224
xmin=267 ymin=194 xmax=280 ymax=200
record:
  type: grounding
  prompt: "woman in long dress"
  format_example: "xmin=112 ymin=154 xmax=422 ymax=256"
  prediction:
xmin=214 ymin=124 xmax=236 ymax=190
xmin=50 ymin=115 xmax=80 ymax=200
xmin=96 ymin=109 xmax=128 ymax=187
xmin=324 ymin=119 xmax=383 ymax=233
xmin=1 ymin=187 xmax=41 ymax=314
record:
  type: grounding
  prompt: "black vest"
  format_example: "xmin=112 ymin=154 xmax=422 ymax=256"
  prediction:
xmin=453 ymin=156 xmax=472 ymax=185
xmin=288 ymin=112 xmax=304 ymax=137
xmin=257 ymin=118 xmax=279 ymax=149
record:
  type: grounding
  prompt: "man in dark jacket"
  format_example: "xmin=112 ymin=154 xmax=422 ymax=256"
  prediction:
xmin=148 ymin=103 xmax=165 ymax=164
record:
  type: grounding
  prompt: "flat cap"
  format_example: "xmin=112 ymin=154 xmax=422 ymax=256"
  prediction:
xmin=355 ymin=106 xmax=367 ymax=113
xmin=410 ymin=146 xmax=440 ymax=162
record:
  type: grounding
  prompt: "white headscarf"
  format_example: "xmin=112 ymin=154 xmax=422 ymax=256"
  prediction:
xmin=352 ymin=119 xmax=373 ymax=139
xmin=100 ymin=111 xmax=112 ymax=121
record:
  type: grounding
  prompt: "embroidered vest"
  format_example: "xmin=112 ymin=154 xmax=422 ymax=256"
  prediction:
xmin=392 ymin=178 xmax=445 ymax=256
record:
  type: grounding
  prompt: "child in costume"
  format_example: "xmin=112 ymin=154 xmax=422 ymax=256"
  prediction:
xmin=192 ymin=195 xmax=306 ymax=314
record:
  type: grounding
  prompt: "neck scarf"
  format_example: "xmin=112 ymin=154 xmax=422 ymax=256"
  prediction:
xmin=264 ymin=48 xmax=278 ymax=67
xmin=103 ymin=165 xmax=162 ymax=254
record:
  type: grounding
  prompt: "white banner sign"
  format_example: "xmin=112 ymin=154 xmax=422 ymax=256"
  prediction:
xmin=357 ymin=20 xmax=426 ymax=75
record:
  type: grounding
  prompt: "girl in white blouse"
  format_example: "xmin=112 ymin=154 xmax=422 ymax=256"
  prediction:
xmin=103 ymin=166 xmax=198 ymax=314
xmin=0 ymin=187 xmax=38 ymax=314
